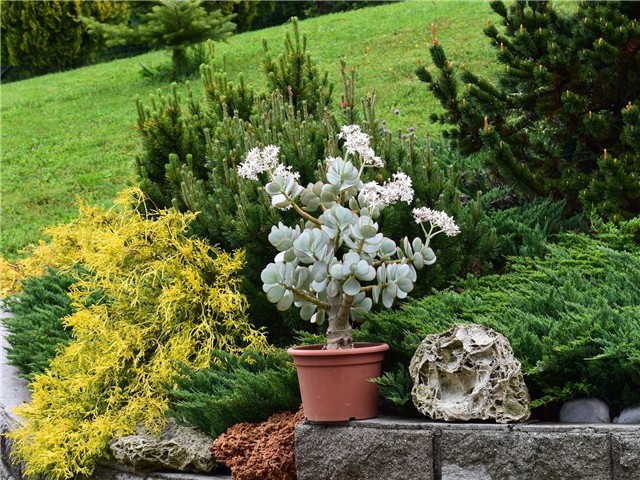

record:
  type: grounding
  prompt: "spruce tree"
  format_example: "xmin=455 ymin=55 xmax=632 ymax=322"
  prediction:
xmin=418 ymin=1 xmax=640 ymax=219
xmin=83 ymin=0 xmax=235 ymax=79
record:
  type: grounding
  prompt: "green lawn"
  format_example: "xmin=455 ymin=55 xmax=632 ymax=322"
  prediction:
xmin=1 ymin=0 xmax=498 ymax=258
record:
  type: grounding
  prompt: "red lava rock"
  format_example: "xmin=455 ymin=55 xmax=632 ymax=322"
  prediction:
xmin=210 ymin=407 xmax=304 ymax=480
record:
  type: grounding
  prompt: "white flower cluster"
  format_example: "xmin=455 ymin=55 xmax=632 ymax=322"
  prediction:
xmin=237 ymin=145 xmax=281 ymax=180
xmin=338 ymin=125 xmax=383 ymax=168
xmin=361 ymin=172 xmax=414 ymax=209
xmin=412 ymin=207 xmax=461 ymax=237
xmin=273 ymin=164 xmax=301 ymax=183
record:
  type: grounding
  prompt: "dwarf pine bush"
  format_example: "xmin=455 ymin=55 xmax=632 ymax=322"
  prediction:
xmin=8 ymin=188 xmax=268 ymax=480
xmin=418 ymin=1 xmax=640 ymax=219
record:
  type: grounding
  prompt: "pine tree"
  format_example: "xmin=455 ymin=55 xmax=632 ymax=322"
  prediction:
xmin=260 ymin=17 xmax=334 ymax=116
xmin=83 ymin=0 xmax=236 ymax=79
xmin=418 ymin=1 xmax=640 ymax=220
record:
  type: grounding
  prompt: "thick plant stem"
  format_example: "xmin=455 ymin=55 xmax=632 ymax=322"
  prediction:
xmin=325 ymin=294 xmax=354 ymax=350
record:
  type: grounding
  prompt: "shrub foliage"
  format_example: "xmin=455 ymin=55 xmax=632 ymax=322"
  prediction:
xmin=8 ymin=188 xmax=268 ymax=480
xmin=169 ymin=349 xmax=300 ymax=439
xmin=2 ymin=269 xmax=75 ymax=380
xmin=418 ymin=0 xmax=640 ymax=219
xmin=135 ymin=22 xmax=503 ymax=344
xmin=0 ymin=0 xmax=129 ymax=79
xmin=361 ymin=225 xmax=640 ymax=416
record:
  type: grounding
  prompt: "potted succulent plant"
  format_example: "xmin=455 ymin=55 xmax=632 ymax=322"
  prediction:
xmin=237 ymin=125 xmax=460 ymax=421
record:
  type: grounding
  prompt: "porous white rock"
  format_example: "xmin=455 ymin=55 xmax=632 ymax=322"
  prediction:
xmin=109 ymin=418 xmax=215 ymax=473
xmin=410 ymin=323 xmax=530 ymax=423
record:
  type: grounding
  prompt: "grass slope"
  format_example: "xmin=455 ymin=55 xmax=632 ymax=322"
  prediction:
xmin=1 ymin=0 xmax=496 ymax=258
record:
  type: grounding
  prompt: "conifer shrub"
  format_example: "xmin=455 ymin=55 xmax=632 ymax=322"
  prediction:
xmin=169 ymin=349 xmax=300 ymax=439
xmin=2 ymin=269 xmax=76 ymax=380
xmin=0 ymin=0 xmax=130 ymax=81
xmin=418 ymin=0 xmax=640 ymax=219
xmin=260 ymin=17 xmax=333 ymax=117
xmin=361 ymin=226 xmax=640 ymax=417
xmin=8 ymin=188 xmax=268 ymax=480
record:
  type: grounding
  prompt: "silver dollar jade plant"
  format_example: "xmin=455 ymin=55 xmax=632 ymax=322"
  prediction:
xmin=238 ymin=125 xmax=460 ymax=350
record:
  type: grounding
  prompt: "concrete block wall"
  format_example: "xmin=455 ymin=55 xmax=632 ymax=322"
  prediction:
xmin=296 ymin=417 xmax=640 ymax=480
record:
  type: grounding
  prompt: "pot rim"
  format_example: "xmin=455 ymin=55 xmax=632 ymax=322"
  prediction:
xmin=287 ymin=342 xmax=389 ymax=357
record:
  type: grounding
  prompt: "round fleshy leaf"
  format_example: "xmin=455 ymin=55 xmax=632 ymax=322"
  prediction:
xmin=342 ymin=277 xmax=361 ymax=296
xmin=422 ymin=247 xmax=436 ymax=265
xmin=360 ymin=224 xmax=378 ymax=239
xmin=397 ymin=277 xmax=414 ymax=294
xmin=412 ymin=252 xmax=424 ymax=269
xmin=284 ymin=248 xmax=296 ymax=263
xmin=382 ymin=286 xmax=395 ymax=309
xmin=372 ymin=285 xmax=381 ymax=304
xmin=304 ymin=197 xmax=321 ymax=212
xmin=276 ymin=290 xmax=294 ymax=311
xmin=380 ymin=238 xmax=396 ymax=256
xmin=267 ymin=285 xmax=286 ymax=303
xmin=354 ymin=259 xmax=368 ymax=276
xmin=376 ymin=264 xmax=386 ymax=284
xmin=300 ymin=303 xmax=317 ymax=321
xmin=327 ymin=279 xmax=340 ymax=297
xmin=397 ymin=264 xmax=411 ymax=279
xmin=330 ymin=263 xmax=344 ymax=280
xmin=261 ymin=264 xmax=281 ymax=285
xmin=412 ymin=237 xmax=423 ymax=253
xmin=266 ymin=182 xmax=282 ymax=195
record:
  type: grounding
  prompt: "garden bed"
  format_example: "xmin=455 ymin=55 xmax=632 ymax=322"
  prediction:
xmin=295 ymin=417 xmax=640 ymax=480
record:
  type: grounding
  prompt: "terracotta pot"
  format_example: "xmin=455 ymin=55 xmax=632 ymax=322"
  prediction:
xmin=287 ymin=342 xmax=389 ymax=422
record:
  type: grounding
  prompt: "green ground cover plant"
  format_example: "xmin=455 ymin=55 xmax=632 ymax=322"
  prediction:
xmin=2 ymin=268 xmax=76 ymax=380
xmin=1 ymin=0 xmax=497 ymax=259
xmin=169 ymin=349 xmax=301 ymax=439
xmin=357 ymin=222 xmax=640 ymax=417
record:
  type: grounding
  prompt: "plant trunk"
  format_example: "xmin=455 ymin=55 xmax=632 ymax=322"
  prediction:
xmin=325 ymin=294 xmax=354 ymax=350
xmin=172 ymin=47 xmax=186 ymax=80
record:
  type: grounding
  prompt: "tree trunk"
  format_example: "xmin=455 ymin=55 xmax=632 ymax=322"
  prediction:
xmin=325 ymin=294 xmax=354 ymax=350
xmin=171 ymin=47 xmax=186 ymax=80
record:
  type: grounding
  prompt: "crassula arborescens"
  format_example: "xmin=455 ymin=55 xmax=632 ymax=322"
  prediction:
xmin=238 ymin=125 xmax=460 ymax=350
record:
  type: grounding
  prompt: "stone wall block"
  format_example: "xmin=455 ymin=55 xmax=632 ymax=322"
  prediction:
xmin=440 ymin=429 xmax=611 ymax=480
xmin=612 ymin=433 xmax=640 ymax=480
xmin=295 ymin=424 xmax=433 ymax=480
